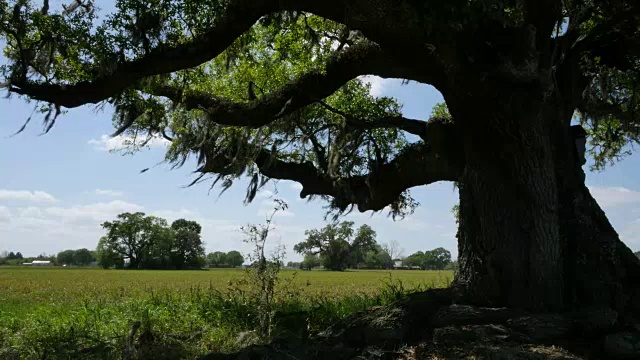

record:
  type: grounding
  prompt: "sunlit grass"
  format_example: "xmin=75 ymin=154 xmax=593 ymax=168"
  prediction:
xmin=0 ymin=267 xmax=453 ymax=359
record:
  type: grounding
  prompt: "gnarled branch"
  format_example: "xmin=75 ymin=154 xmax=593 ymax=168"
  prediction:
xmin=7 ymin=0 xmax=439 ymax=109
xmin=146 ymin=41 xmax=394 ymax=128
xmin=317 ymin=100 xmax=430 ymax=139
xmin=201 ymin=120 xmax=463 ymax=213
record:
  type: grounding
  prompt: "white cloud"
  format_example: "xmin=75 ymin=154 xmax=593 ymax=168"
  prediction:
xmin=0 ymin=206 xmax=10 ymax=223
xmin=0 ymin=189 xmax=57 ymax=203
xmin=288 ymin=182 xmax=303 ymax=192
xmin=151 ymin=209 xmax=198 ymax=221
xmin=43 ymin=200 xmax=144 ymax=228
xmin=88 ymin=134 xmax=170 ymax=152
xmin=359 ymin=75 xmax=387 ymax=97
xmin=0 ymin=199 xmax=245 ymax=254
xmin=95 ymin=189 xmax=124 ymax=197
xmin=588 ymin=186 xmax=640 ymax=208
xmin=620 ymin=218 xmax=640 ymax=251
xmin=255 ymin=189 xmax=275 ymax=200
xmin=256 ymin=198 xmax=295 ymax=218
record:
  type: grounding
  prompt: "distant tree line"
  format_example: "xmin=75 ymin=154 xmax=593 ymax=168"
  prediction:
xmin=290 ymin=221 xmax=456 ymax=271
xmin=293 ymin=221 xmax=423 ymax=271
xmin=635 ymin=251 xmax=640 ymax=259
xmin=96 ymin=212 xmax=206 ymax=270
xmin=403 ymin=248 xmax=453 ymax=270
xmin=1 ymin=251 xmax=23 ymax=260
xmin=56 ymin=248 xmax=96 ymax=266
xmin=205 ymin=251 xmax=244 ymax=268
xmin=0 ymin=251 xmax=55 ymax=265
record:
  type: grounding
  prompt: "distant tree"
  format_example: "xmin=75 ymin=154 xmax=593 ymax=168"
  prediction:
xmin=361 ymin=244 xmax=392 ymax=269
xmin=142 ymin=224 xmax=175 ymax=269
xmin=206 ymin=251 xmax=227 ymax=267
xmin=363 ymin=250 xmax=383 ymax=269
xmin=0 ymin=251 xmax=8 ymax=258
xmin=404 ymin=251 xmax=426 ymax=268
xmin=15 ymin=252 xmax=23 ymax=260
xmin=429 ymin=247 xmax=452 ymax=270
xmin=56 ymin=249 xmax=76 ymax=265
xmin=95 ymin=236 xmax=123 ymax=269
xmin=7 ymin=252 xmax=15 ymax=260
xmin=302 ymin=253 xmax=321 ymax=270
xmin=171 ymin=219 xmax=205 ymax=269
xmin=101 ymin=212 xmax=167 ymax=269
xmin=445 ymin=260 xmax=459 ymax=274
xmin=381 ymin=240 xmax=404 ymax=262
xmin=226 ymin=251 xmax=244 ymax=267
xmin=73 ymin=248 xmax=94 ymax=266
xmin=294 ymin=222 xmax=377 ymax=271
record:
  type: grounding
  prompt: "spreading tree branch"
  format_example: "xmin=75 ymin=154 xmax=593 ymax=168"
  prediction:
xmin=317 ymin=100 xmax=430 ymax=139
xmin=7 ymin=0 xmax=438 ymax=109
xmin=201 ymin=120 xmax=463 ymax=213
xmin=9 ymin=0 xmax=292 ymax=106
xmin=146 ymin=41 xmax=395 ymax=128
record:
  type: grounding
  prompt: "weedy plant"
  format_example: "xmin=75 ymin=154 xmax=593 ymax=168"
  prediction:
xmin=228 ymin=199 xmax=308 ymax=341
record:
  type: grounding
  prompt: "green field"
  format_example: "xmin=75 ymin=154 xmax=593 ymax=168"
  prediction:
xmin=0 ymin=267 xmax=452 ymax=359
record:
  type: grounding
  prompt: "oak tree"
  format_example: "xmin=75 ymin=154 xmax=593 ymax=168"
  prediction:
xmin=294 ymin=221 xmax=377 ymax=271
xmin=206 ymin=251 xmax=228 ymax=267
xmin=225 ymin=250 xmax=244 ymax=267
xmin=1 ymin=0 xmax=640 ymax=320
xmin=101 ymin=212 xmax=167 ymax=269
xmin=170 ymin=218 xmax=205 ymax=269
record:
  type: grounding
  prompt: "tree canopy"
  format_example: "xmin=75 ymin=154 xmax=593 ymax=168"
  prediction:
xmin=294 ymin=221 xmax=377 ymax=271
xmin=56 ymin=248 xmax=95 ymax=266
xmin=99 ymin=212 xmax=205 ymax=269
xmin=404 ymin=248 xmax=453 ymax=270
xmin=0 ymin=0 xmax=638 ymax=214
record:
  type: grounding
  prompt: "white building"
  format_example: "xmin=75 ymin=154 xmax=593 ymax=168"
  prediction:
xmin=29 ymin=260 xmax=53 ymax=266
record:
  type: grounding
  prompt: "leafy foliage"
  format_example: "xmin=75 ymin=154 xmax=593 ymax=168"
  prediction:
xmin=99 ymin=212 xmax=205 ymax=269
xmin=225 ymin=250 xmax=244 ymax=267
xmin=206 ymin=251 xmax=227 ymax=267
xmin=56 ymin=248 xmax=95 ymax=266
xmin=363 ymin=244 xmax=394 ymax=269
xmin=0 ymin=0 xmax=418 ymax=218
xmin=404 ymin=248 xmax=453 ymax=270
xmin=294 ymin=221 xmax=378 ymax=271
xmin=301 ymin=253 xmax=321 ymax=270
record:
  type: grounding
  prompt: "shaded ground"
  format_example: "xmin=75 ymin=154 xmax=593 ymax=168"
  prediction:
xmin=200 ymin=289 xmax=640 ymax=360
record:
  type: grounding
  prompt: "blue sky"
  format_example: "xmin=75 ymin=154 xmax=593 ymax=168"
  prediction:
xmin=1 ymin=2 xmax=639 ymax=260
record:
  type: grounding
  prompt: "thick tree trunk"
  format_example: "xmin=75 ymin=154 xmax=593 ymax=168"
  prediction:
xmin=450 ymin=84 xmax=640 ymax=320
xmin=559 ymin=170 xmax=640 ymax=324
xmin=450 ymin=84 xmax=564 ymax=311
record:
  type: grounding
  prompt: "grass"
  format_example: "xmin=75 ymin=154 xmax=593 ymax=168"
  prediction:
xmin=0 ymin=267 xmax=453 ymax=360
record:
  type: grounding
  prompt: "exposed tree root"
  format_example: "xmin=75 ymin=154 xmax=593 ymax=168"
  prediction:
xmin=199 ymin=288 xmax=640 ymax=360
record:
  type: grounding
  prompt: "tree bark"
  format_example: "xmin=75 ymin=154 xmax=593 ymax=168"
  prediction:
xmin=451 ymin=84 xmax=564 ymax=311
xmin=451 ymin=83 xmax=640 ymax=320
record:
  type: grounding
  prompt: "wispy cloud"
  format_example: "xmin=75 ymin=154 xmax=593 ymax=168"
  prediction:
xmin=0 ymin=189 xmax=57 ymax=203
xmin=588 ymin=186 xmax=640 ymax=208
xmin=0 ymin=206 xmax=10 ymax=223
xmin=359 ymin=75 xmax=387 ymax=97
xmin=256 ymin=198 xmax=295 ymax=218
xmin=95 ymin=189 xmax=124 ymax=197
xmin=88 ymin=134 xmax=170 ymax=152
